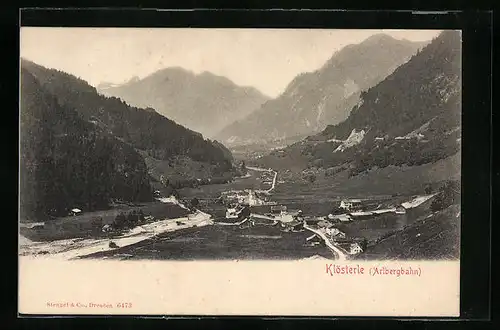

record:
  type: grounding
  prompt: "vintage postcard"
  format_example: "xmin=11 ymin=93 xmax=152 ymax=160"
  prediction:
xmin=19 ymin=27 xmax=461 ymax=316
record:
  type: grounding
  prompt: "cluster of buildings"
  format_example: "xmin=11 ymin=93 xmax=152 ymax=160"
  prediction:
xmin=219 ymin=195 xmax=409 ymax=257
xmin=305 ymin=226 xmax=364 ymax=255
xmin=221 ymin=189 xmax=267 ymax=207
xmin=321 ymin=199 xmax=408 ymax=224
xmin=225 ymin=205 xmax=251 ymax=220
xmin=269 ymin=206 xmax=304 ymax=231
xmin=300 ymin=198 xmax=411 ymax=256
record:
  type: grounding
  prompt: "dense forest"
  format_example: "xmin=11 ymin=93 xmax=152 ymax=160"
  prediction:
xmin=20 ymin=60 xmax=240 ymax=221
xmin=262 ymin=31 xmax=462 ymax=176
xmin=20 ymin=69 xmax=152 ymax=221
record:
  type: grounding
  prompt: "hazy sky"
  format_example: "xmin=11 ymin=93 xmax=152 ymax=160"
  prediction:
xmin=20 ymin=28 xmax=441 ymax=97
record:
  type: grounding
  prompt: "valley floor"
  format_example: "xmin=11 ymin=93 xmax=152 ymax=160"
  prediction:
xmin=19 ymin=164 xmax=460 ymax=262
xmin=19 ymin=198 xmax=211 ymax=260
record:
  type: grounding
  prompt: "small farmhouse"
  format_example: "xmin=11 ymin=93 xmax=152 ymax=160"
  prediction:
xmin=395 ymin=205 xmax=407 ymax=214
xmin=339 ymin=199 xmax=362 ymax=211
xmin=226 ymin=207 xmax=240 ymax=219
xmin=329 ymin=214 xmax=352 ymax=222
xmin=225 ymin=205 xmax=250 ymax=220
xmin=69 ymin=208 xmax=82 ymax=216
xmin=348 ymin=243 xmax=364 ymax=255
xmin=305 ymin=234 xmax=322 ymax=246
xmin=278 ymin=213 xmax=294 ymax=223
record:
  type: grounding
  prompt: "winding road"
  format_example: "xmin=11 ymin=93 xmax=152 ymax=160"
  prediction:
xmin=303 ymin=223 xmax=348 ymax=261
xmin=246 ymin=166 xmax=278 ymax=193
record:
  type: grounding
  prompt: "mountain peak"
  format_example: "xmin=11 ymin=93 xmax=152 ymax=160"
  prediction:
xmin=97 ymin=67 xmax=269 ymax=138
xmin=216 ymin=32 xmax=426 ymax=146
xmin=128 ymin=76 xmax=140 ymax=83
xmin=362 ymin=33 xmax=396 ymax=44
xmin=361 ymin=33 xmax=421 ymax=48
xmin=159 ymin=66 xmax=194 ymax=75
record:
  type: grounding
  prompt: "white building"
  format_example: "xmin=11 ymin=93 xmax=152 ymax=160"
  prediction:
xmin=336 ymin=214 xmax=353 ymax=222
xmin=348 ymin=243 xmax=364 ymax=255
xmin=226 ymin=208 xmax=240 ymax=219
xmin=395 ymin=205 xmax=407 ymax=214
xmin=339 ymin=199 xmax=362 ymax=211
xmin=70 ymin=208 xmax=82 ymax=216
xmin=325 ymin=227 xmax=340 ymax=236
xmin=102 ymin=224 xmax=112 ymax=232
xmin=278 ymin=213 xmax=294 ymax=223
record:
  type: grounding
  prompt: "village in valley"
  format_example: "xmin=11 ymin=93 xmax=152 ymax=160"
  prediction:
xmin=215 ymin=182 xmax=432 ymax=259
xmin=19 ymin=163 xmax=437 ymax=261
xmin=169 ymin=165 xmax=437 ymax=261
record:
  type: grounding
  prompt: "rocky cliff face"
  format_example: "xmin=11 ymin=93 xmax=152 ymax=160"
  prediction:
xmin=258 ymin=31 xmax=461 ymax=178
xmin=216 ymin=34 xmax=427 ymax=147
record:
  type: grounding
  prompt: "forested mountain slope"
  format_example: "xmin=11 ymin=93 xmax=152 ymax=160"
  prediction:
xmin=20 ymin=68 xmax=152 ymax=220
xmin=257 ymin=31 xmax=461 ymax=179
xmin=20 ymin=60 xmax=241 ymax=220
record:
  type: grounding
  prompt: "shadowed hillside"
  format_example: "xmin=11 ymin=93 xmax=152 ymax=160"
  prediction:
xmin=20 ymin=60 xmax=242 ymax=221
xmin=20 ymin=68 xmax=152 ymax=221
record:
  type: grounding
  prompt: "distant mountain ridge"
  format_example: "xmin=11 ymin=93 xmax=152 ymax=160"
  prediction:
xmin=258 ymin=31 xmax=461 ymax=178
xmin=97 ymin=76 xmax=143 ymax=90
xmin=216 ymin=34 xmax=428 ymax=147
xmin=97 ymin=67 xmax=270 ymax=138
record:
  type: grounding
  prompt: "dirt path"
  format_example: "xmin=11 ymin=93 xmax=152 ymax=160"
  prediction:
xmin=304 ymin=224 xmax=347 ymax=261
xmin=19 ymin=197 xmax=212 ymax=260
xmin=247 ymin=166 xmax=278 ymax=193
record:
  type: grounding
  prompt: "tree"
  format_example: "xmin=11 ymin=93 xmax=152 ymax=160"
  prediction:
xmin=191 ymin=197 xmax=200 ymax=209
xmin=113 ymin=212 xmax=126 ymax=229
xmin=240 ymin=161 xmax=247 ymax=174
xmin=424 ymin=185 xmax=433 ymax=195
xmin=91 ymin=216 xmax=103 ymax=231
xmin=138 ymin=209 xmax=145 ymax=222
xmin=126 ymin=210 xmax=139 ymax=227
xmin=240 ymin=206 xmax=251 ymax=219
xmin=359 ymin=238 xmax=368 ymax=251
xmin=430 ymin=180 xmax=460 ymax=212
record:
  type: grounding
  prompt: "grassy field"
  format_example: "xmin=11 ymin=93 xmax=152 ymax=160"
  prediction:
xmin=271 ymin=153 xmax=460 ymax=200
xmin=20 ymin=201 xmax=190 ymax=242
xmin=83 ymin=223 xmax=333 ymax=260
xmin=178 ymin=169 xmax=267 ymax=199
xmin=178 ymin=153 xmax=461 ymax=203
xmin=357 ymin=204 xmax=460 ymax=260
xmin=335 ymin=198 xmax=435 ymax=242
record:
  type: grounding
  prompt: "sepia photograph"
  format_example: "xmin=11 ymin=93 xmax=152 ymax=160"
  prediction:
xmin=18 ymin=26 xmax=462 ymax=316
xmin=19 ymin=27 xmax=461 ymax=262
